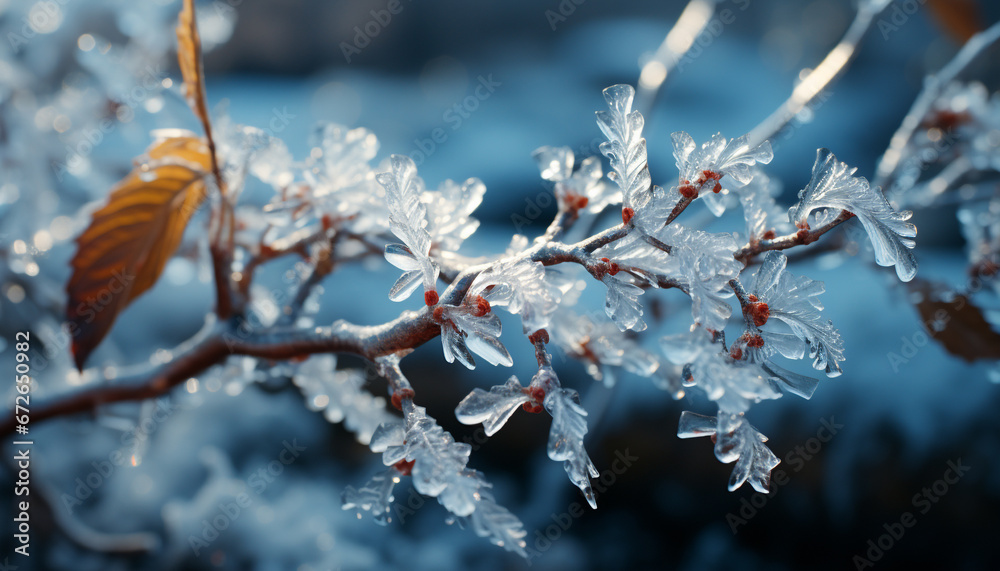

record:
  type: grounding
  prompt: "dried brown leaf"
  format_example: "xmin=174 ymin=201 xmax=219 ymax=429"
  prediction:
xmin=911 ymin=279 xmax=1000 ymax=363
xmin=67 ymin=135 xmax=212 ymax=369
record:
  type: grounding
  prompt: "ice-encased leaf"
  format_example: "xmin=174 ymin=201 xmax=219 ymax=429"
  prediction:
xmin=678 ymin=411 xmax=780 ymax=493
xmin=341 ymin=468 xmax=399 ymax=525
xmin=292 ymin=356 xmax=398 ymax=445
xmin=662 ymin=330 xmax=780 ymax=413
xmin=739 ymin=171 xmax=792 ymax=244
xmin=672 ymin=131 xmax=773 ymax=217
xmin=644 ymin=224 xmax=740 ymax=331
xmin=750 ymin=252 xmax=845 ymax=376
xmin=460 ymin=489 xmax=529 ymax=557
xmin=548 ymin=299 xmax=667 ymax=388
xmin=384 ymin=401 xmax=472 ymax=497
xmin=596 ymin=84 xmax=652 ymax=212
xmin=438 ymin=468 xmax=489 ymax=517
xmin=677 ymin=411 xmax=717 ymax=438
xmin=388 ymin=268 xmax=423 ymax=302
xmin=789 ymin=149 xmax=917 ymax=281
xmin=761 ymin=360 xmax=819 ymax=400
xmin=370 ymin=421 xmax=405 ymax=454
xmin=305 ymin=123 xmax=387 ymax=234
xmin=532 ymin=145 xmax=574 ymax=181
xmin=532 ymin=146 xmax=621 ymax=215
xmin=366 ymin=401 xmax=528 ymax=556
xmin=542 ymin=372 xmax=599 ymax=509
xmin=602 ymin=274 xmax=646 ymax=332
xmin=422 ymin=177 xmax=485 ymax=251
xmin=378 ymin=154 xmax=439 ymax=301
xmin=455 ymin=377 xmax=530 ymax=436
xmin=440 ymin=306 xmax=513 ymax=370
xmin=471 ymin=259 xmax=564 ymax=332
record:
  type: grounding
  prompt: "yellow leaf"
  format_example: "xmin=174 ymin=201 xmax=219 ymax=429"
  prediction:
xmin=67 ymin=136 xmax=212 ymax=370
xmin=176 ymin=0 xmax=213 ymax=140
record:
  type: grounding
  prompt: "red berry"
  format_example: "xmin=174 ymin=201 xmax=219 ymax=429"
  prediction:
xmin=622 ymin=207 xmax=635 ymax=225
xmin=432 ymin=306 xmax=446 ymax=322
xmin=529 ymin=386 xmax=546 ymax=402
xmin=522 ymin=402 xmax=543 ymax=414
xmin=761 ymin=230 xmax=776 ymax=240
xmin=321 ymin=214 xmax=335 ymax=231
xmin=472 ymin=295 xmax=491 ymax=317
xmin=393 ymin=459 xmax=415 ymax=476
xmin=679 ymin=184 xmax=698 ymax=199
xmin=528 ymin=329 xmax=550 ymax=345
xmin=424 ymin=290 xmax=439 ymax=306
xmin=748 ymin=302 xmax=770 ymax=327
xmin=746 ymin=334 xmax=764 ymax=348
xmin=730 ymin=346 xmax=743 ymax=361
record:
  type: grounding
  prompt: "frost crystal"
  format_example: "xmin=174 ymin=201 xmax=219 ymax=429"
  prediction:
xmin=750 ymin=252 xmax=845 ymax=376
xmin=470 ymin=259 xmax=564 ymax=333
xmin=378 ymin=155 xmax=440 ymax=303
xmin=547 ymin=281 xmax=668 ymax=388
xmin=599 ymin=222 xmax=740 ymax=331
xmin=359 ymin=401 xmax=527 ymax=556
xmin=596 ymin=84 xmax=653 ymax=215
xmin=671 ymin=131 xmax=773 ymax=216
xmin=602 ymin=273 xmax=647 ymax=332
xmin=422 ymin=177 xmax=485 ymax=251
xmin=341 ymin=468 xmax=399 ymax=525
xmin=678 ymin=411 xmax=780 ymax=493
xmin=661 ymin=329 xmax=780 ymax=413
xmin=292 ymin=355 xmax=397 ymax=445
xmin=455 ymin=376 xmax=530 ymax=436
xmin=790 ymin=149 xmax=917 ymax=281
xmin=437 ymin=303 xmax=513 ymax=370
xmin=537 ymin=367 xmax=600 ymax=508
xmin=532 ymin=146 xmax=621 ymax=213
xmin=739 ymin=171 xmax=792 ymax=244
xmin=291 ymin=122 xmax=387 ymax=235
xmin=457 ymin=489 xmax=529 ymax=557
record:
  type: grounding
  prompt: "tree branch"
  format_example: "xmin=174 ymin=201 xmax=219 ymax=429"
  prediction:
xmin=734 ymin=209 xmax=854 ymax=263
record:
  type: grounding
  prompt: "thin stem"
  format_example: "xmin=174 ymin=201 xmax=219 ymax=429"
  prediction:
xmin=873 ymin=21 xmax=1000 ymax=191
xmin=746 ymin=0 xmax=890 ymax=149
xmin=635 ymin=0 xmax=721 ymax=116
xmin=734 ymin=209 xmax=854 ymax=263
